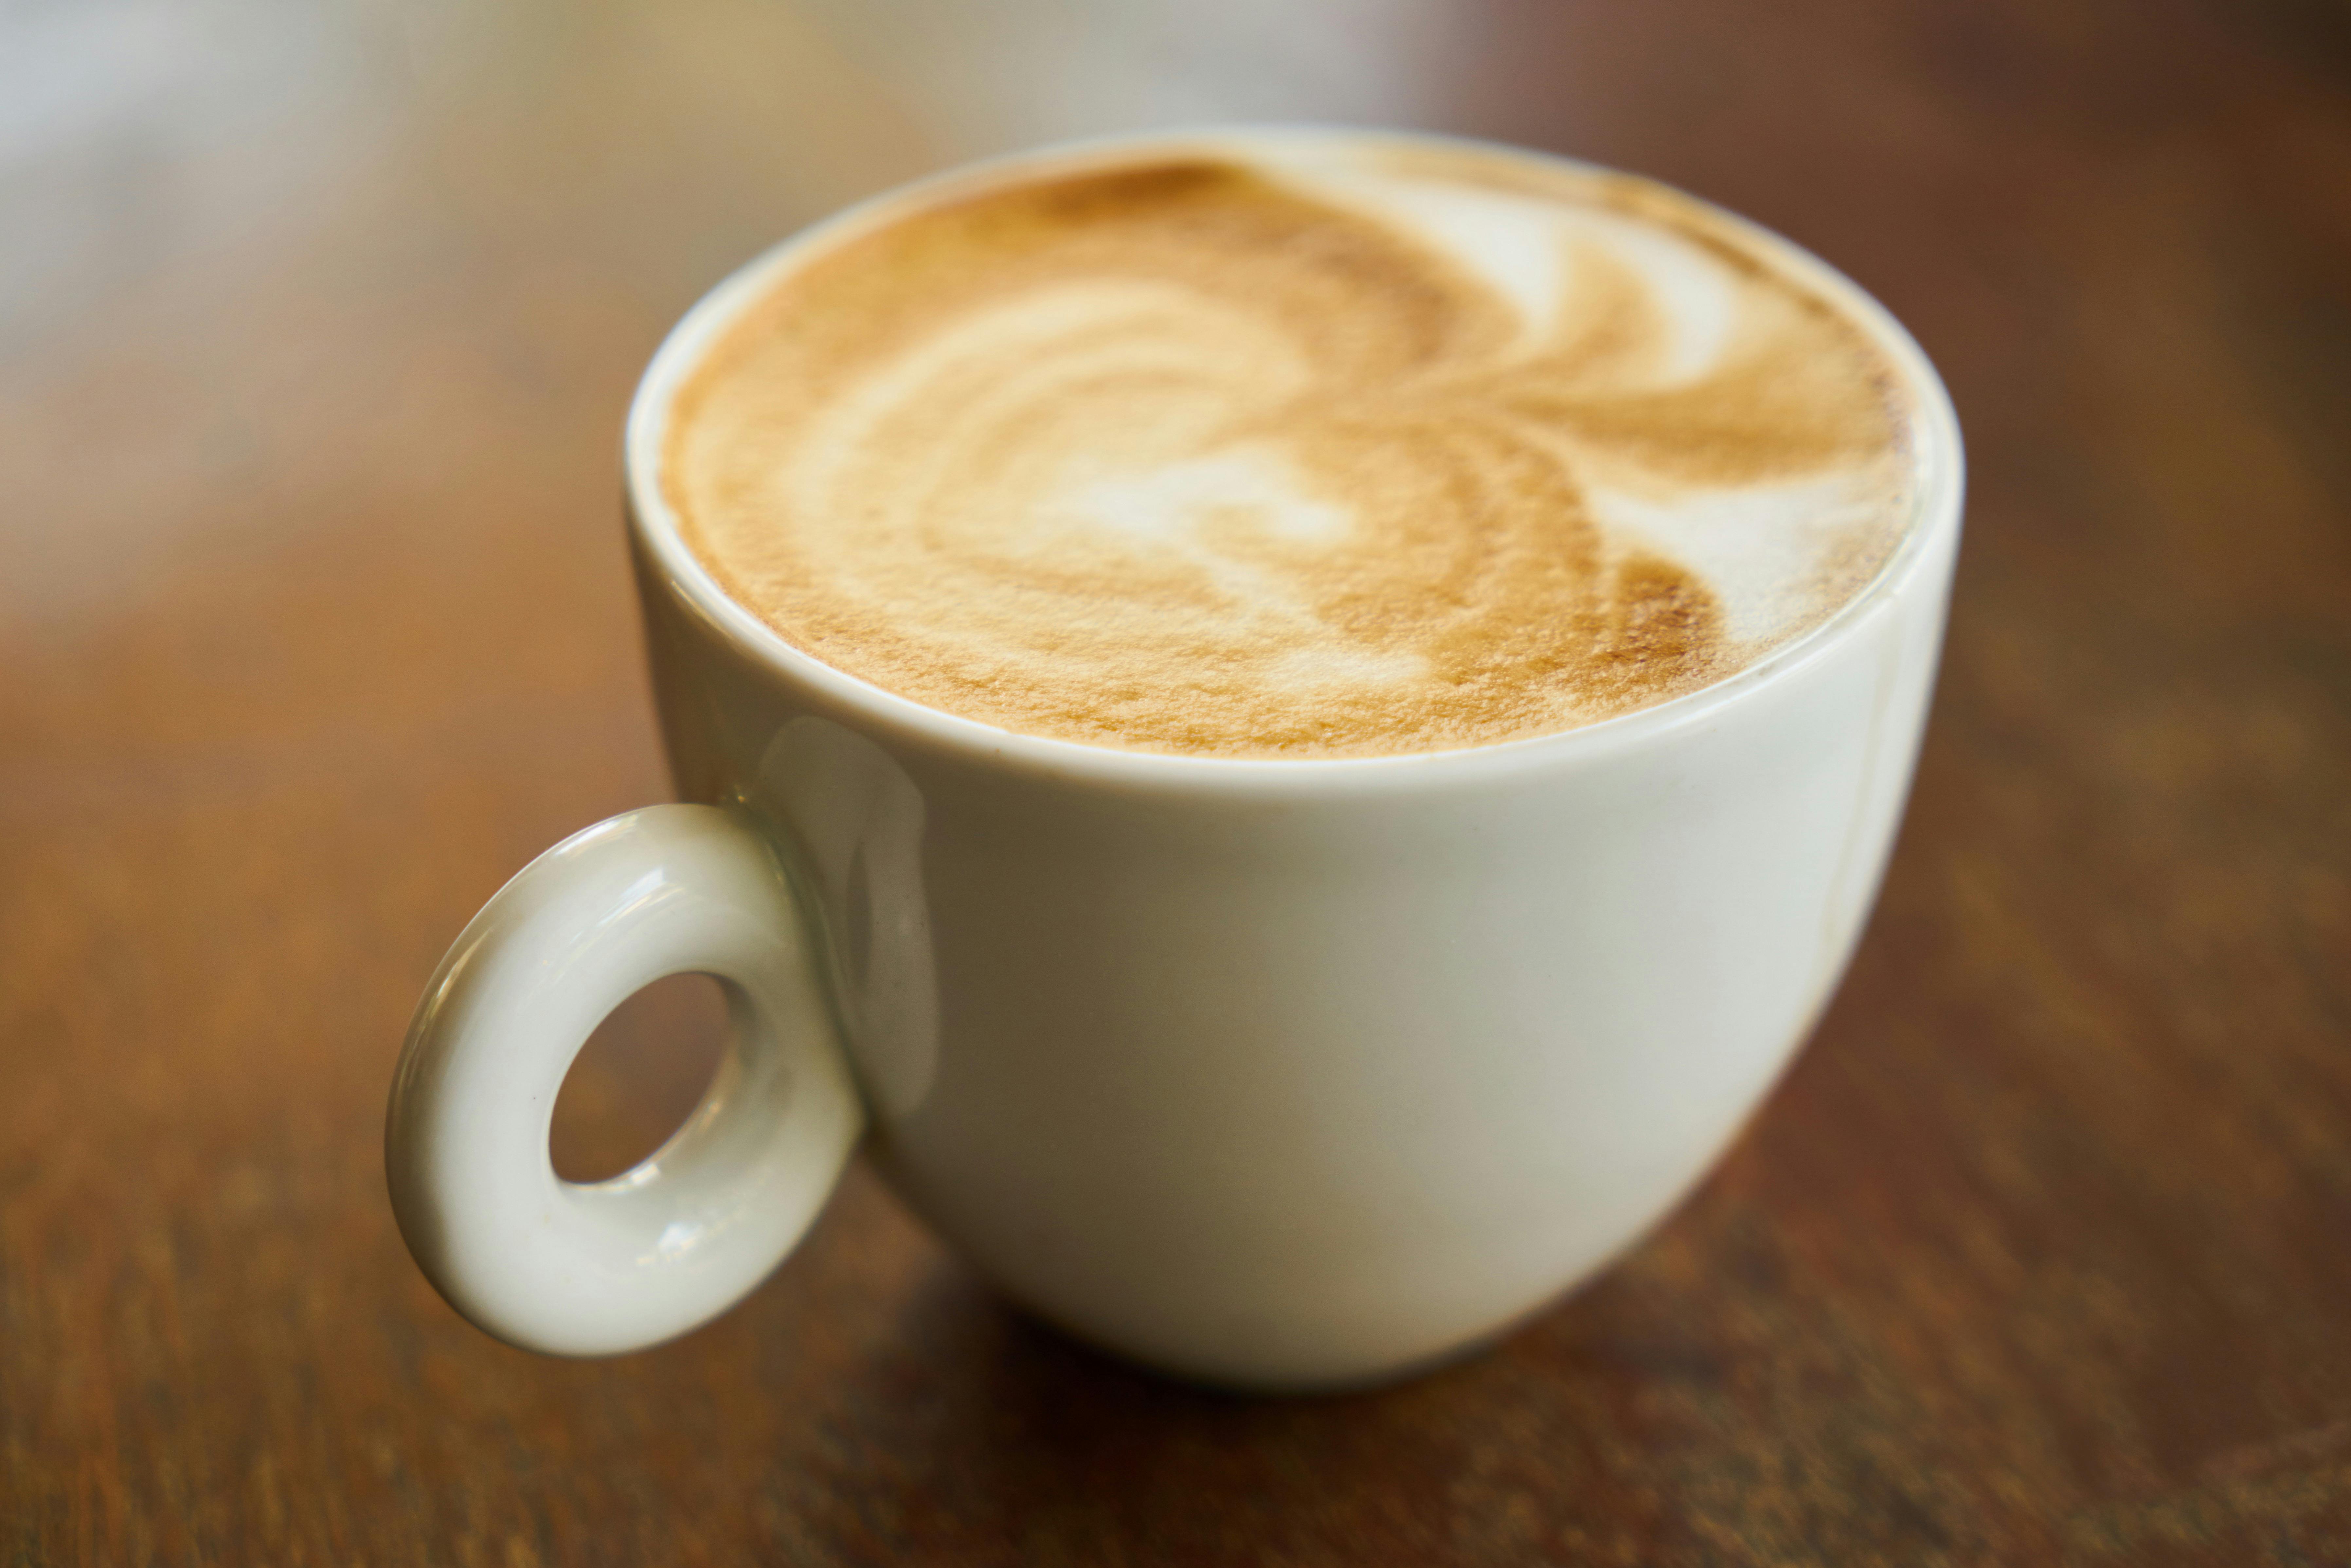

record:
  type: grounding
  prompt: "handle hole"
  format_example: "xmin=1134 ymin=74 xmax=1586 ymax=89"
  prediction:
xmin=550 ymin=971 xmax=730 ymax=1184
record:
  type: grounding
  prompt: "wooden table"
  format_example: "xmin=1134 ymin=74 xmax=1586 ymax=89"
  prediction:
xmin=6 ymin=0 xmax=2348 ymax=1561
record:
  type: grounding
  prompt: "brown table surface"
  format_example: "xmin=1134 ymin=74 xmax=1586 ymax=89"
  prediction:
xmin=7 ymin=0 xmax=2350 ymax=1561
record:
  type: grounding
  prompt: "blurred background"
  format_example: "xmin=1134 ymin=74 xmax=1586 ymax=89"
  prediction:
xmin=5 ymin=0 xmax=2348 ymax=1562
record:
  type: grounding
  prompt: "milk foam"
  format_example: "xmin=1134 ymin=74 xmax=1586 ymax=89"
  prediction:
xmin=664 ymin=136 xmax=1922 ymax=757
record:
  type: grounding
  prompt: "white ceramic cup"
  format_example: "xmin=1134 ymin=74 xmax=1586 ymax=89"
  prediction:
xmin=386 ymin=132 xmax=1963 ymax=1392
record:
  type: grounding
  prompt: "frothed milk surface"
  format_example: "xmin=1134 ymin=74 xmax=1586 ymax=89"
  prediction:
xmin=663 ymin=136 xmax=1925 ymax=758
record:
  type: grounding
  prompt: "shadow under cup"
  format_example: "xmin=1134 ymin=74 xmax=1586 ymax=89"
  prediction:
xmin=402 ymin=128 xmax=1964 ymax=1392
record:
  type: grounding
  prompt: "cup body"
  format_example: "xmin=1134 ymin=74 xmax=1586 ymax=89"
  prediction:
xmin=624 ymin=132 xmax=1962 ymax=1389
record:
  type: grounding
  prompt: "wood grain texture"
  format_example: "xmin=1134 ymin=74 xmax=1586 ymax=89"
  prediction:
xmin=4 ymin=0 xmax=2347 ymax=1561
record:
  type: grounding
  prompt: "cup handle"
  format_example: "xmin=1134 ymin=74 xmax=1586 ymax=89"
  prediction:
xmin=385 ymin=803 xmax=863 ymax=1355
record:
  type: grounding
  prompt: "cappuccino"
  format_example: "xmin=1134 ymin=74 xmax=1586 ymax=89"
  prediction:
xmin=663 ymin=134 xmax=1924 ymax=758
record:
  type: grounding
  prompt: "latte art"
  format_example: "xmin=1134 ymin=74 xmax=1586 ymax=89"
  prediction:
xmin=665 ymin=138 xmax=1923 ymax=757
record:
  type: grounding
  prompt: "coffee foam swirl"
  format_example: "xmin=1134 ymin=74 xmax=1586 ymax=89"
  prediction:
xmin=664 ymin=141 xmax=1921 ymax=757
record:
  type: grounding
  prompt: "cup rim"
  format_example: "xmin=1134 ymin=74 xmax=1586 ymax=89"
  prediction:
xmin=623 ymin=124 xmax=1964 ymax=796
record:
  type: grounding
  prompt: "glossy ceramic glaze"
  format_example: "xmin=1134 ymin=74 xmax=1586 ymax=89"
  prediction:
xmin=386 ymin=807 xmax=863 ymax=1355
xmin=387 ymin=129 xmax=1963 ymax=1391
